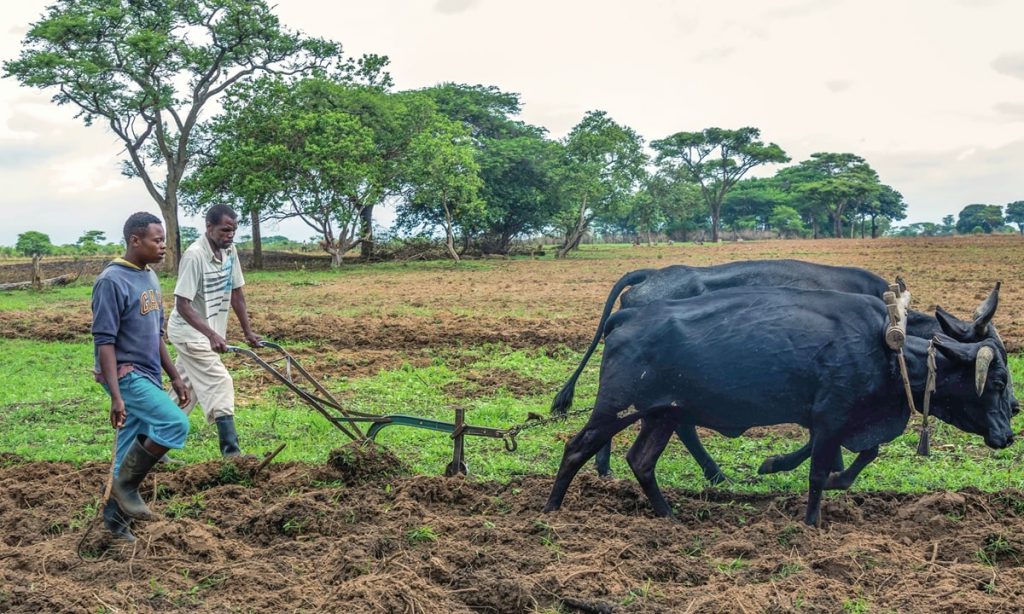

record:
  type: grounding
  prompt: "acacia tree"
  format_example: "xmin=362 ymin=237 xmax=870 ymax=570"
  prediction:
xmin=3 ymin=0 xmax=357 ymax=271
xmin=76 ymin=230 xmax=106 ymax=254
xmin=555 ymin=111 xmax=646 ymax=258
xmin=1006 ymin=201 xmax=1024 ymax=234
xmin=782 ymin=152 xmax=880 ymax=238
xmin=854 ymin=184 xmax=906 ymax=238
xmin=398 ymin=116 xmax=484 ymax=262
xmin=651 ymin=127 xmax=788 ymax=242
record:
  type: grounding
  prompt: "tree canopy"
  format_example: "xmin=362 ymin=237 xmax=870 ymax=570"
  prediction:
xmin=957 ymin=204 xmax=1004 ymax=234
xmin=182 ymin=76 xmax=423 ymax=266
xmin=3 ymin=0 xmax=364 ymax=271
xmin=1006 ymin=201 xmax=1024 ymax=235
xmin=554 ymin=110 xmax=646 ymax=258
xmin=651 ymin=127 xmax=789 ymax=242
xmin=16 ymin=231 xmax=54 ymax=256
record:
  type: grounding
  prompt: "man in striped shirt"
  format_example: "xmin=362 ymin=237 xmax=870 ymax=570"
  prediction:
xmin=167 ymin=204 xmax=262 ymax=458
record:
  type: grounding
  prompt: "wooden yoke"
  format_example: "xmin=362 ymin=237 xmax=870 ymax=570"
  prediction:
xmin=883 ymin=282 xmax=912 ymax=350
xmin=883 ymin=279 xmax=932 ymax=456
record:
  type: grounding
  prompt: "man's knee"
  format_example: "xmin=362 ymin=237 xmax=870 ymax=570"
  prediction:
xmin=163 ymin=411 xmax=190 ymax=445
xmin=157 ymin=401 xmax=191 ymax=446
xmin=206 ymin=406 xmax=234 ymax=424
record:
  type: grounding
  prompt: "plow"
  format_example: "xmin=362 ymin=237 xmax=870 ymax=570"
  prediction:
xmin=228 ymin=341 xmax=522 ymax=477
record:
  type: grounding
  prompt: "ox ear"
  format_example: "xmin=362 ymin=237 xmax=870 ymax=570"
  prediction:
xmin=931 ymin=335 xmax=973 ymax=363
xmin=934 ymin=307 xmax=972 ymax=340
xmin=971 ymin=282 xmax=1000 ymax=337
xmin=933 ymin=337 xmax=999 ymax=395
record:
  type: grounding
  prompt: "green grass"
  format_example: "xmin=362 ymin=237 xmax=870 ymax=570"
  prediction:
xmin=0 ymin=281 xmax=96 ymax=310
xmin=0 ymin=337 xmax=1021 ymax=497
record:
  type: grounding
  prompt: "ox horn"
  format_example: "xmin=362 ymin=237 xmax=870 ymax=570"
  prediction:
xmin=975 ymin=346 xmax=995 ymax=396
xmin=971 ymin=282 xmax=1000 ymax=335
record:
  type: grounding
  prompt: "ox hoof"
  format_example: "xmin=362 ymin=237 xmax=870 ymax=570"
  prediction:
xmin=757 ymin=457 xmax=778 ymax=475
xmin=706 ymin=471 xmax=727 ymax=485
xmin=824 ymin=472 xmax=850 ymax=491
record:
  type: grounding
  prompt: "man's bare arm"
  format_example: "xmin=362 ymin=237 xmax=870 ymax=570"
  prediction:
xmin=97 ymin=344 xmax=126 ymax=429
xmin=159 ymin=340 xmax=190 ymax=407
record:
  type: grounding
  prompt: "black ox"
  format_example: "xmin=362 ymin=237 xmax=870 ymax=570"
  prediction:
xmin=544 ymin=287 xmax=1016 ymax=527
xmin=551 ymin=259 xmax=1016 ymax=481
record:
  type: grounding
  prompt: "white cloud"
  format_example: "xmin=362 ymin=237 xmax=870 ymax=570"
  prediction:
xmin=992 ymin=52 xmax=1024 ymax=80
xmin=694 ymin=48 xmax=736 ymax=63
xmin=825 ymin=80 xmax=852 ymax=93
xmin=994 ymin=102 xmax=1024 ymax=120
xmin=3 ymin=0 xmax=1024 ymax=245
xmin=868 ymin=139 xmax=1024 ymax=221
xmin=434 ymin=0 xmax=480 ymax=15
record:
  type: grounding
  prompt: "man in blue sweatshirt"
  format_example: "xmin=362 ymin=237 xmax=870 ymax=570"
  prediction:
xmin=91 ymin=212 xmax=190 ymax=541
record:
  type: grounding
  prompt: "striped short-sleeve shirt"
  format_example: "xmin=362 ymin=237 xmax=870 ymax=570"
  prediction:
xmin=167 ymin=237 xmax=245 ymax=343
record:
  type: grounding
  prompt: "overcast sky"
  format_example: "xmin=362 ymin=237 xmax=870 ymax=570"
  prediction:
xmin=2 ymin=0 xmax=1024 ymax=246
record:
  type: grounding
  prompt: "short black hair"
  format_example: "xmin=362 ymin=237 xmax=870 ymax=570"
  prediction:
xmin=123 ymin=212 xmax=162 ymax=243
xmin=205 ymin=204 xmax=238 ymax=226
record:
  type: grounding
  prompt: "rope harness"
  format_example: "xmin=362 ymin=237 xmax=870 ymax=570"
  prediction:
xmin=883 ymin=283 xmax=937 ymax=456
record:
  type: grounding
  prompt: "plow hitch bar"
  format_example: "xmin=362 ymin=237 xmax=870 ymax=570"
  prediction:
xmin=227 ymin=342 xmax=517 ymax=476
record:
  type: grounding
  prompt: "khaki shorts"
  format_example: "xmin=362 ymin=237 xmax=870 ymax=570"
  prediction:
xmin=169 ymin=339 xmax=235 ymax=423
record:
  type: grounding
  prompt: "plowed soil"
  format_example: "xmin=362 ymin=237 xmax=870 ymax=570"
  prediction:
xmin=2 ymin=236 xmax=1023 ymax=357
xmin=2 ymin=236 xmax=1023 ymax=612
xmin=2 ymin=449 xmax=1023 ymax=613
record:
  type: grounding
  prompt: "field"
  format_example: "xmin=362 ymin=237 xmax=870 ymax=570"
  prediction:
xmin=1 ymin=235 xmax=1023 ymax=613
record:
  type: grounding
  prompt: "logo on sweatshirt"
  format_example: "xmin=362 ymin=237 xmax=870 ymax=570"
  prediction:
xmin=140 ymin=289 xmax=161 ymax=315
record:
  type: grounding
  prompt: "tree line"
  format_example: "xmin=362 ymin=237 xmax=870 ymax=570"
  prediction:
xmin=4 ymin=1 xmax=1021 ymax=269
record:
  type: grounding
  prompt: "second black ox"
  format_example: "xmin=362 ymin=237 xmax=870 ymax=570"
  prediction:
xmin=544 ymin=287 xmax=1016 ymax=527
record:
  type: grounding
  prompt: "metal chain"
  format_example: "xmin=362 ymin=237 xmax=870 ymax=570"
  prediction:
xmin=504 ymin=406 xmax=593 ymax=440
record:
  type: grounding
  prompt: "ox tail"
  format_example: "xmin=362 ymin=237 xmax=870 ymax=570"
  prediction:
xmin=551 ymin=269 xmax=652 ymax=415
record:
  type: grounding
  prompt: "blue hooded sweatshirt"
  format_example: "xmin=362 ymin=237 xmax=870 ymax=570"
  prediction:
xmin=91 ymin=258 xmax=165 ymax=387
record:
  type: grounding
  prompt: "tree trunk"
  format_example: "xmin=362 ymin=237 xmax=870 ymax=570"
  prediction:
xmin=157 ymin=199 xmax=181 ymax=275
xmin=359 ymin=204 xmax=375 ymax=260
xmin=31 ymin=254 xmax=42 ymax=291
xmin=710 ymin=206 xmax=721 ymax=242
xmin=442 ymin=202 xmax=460 ymax=262
xmin=328 ymin=248 xmax=343 ymax=268
xmin=870 ymin=215 xmax=878 ymax=239
xmin=557 ymin=196 xmax=589 ymax=259
xmin=832 ymin=200 xmax=848 ymax=239
xmin=250 ymin=210 xmax=263 ymax=270
xmin=1 ymin=269 xmax=79 ymax=291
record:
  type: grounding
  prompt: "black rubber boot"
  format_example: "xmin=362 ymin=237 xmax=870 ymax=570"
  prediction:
xmin=157 ymin=453 xmax=185 ymax=466
xmin=110 ymin=437 xmax=159 ymax=521
xmin=102 ymin=497 xmax=136 ymax=542
xmin=216 ymin=416 xmax=257 ymax=459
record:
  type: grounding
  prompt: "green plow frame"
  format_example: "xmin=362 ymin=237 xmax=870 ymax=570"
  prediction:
xmin=227 ymin=342 xmax=517 ymax=476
